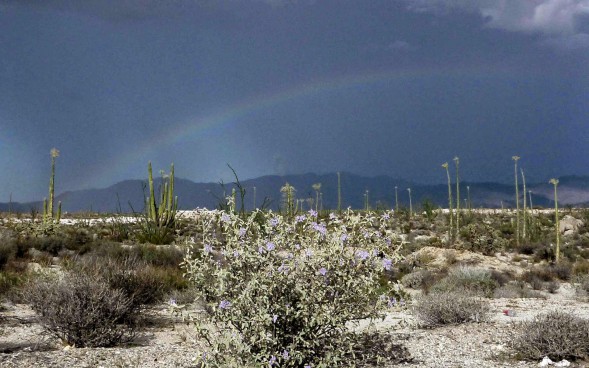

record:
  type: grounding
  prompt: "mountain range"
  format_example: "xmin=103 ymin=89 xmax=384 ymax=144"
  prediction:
xmin=2 ymin=173 xmax=589 ymax=214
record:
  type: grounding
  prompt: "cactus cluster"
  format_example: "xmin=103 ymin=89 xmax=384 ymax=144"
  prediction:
xmin=146 ymin=162 xmax=178 ymax=228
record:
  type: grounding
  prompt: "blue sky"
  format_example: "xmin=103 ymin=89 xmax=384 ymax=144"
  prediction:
xmin=0 ymin=0 xmax=588 ymax=201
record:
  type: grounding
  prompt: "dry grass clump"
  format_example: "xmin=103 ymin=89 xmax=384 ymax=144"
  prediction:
xmin=512 ymin=311 xmax=589 ymax=361
xmin=413 ymin=291 xmax=490 ymax=328
xmin=23 ymin=272 xmax=138 ymax=347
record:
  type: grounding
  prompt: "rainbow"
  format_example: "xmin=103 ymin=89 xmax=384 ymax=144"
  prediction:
xmin=84 ymin=66 xmax=520 ymax=188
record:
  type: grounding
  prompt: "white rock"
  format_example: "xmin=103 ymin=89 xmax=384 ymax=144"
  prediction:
xmin=538 ymin=356 xmax=553 ymax=367
xmin=555 ymin=360 xmax=570 ymax=367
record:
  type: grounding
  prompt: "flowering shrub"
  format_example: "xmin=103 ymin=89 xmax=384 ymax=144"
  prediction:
xmin=182 ymin=209 xmax=407 ymax=367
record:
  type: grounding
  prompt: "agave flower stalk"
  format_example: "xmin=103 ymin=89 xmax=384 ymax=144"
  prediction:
xmin=453 ymin=156 xmax=460 ymax=237
xmin=312 ymin=183 xmax=321 ymax=212
xmin=253 ymin=186 xmax=257 ymax=210
xmin=521 ymin=168 xmax=527 ymax=240
xmin=467 ymin=185 xmax=471 ymax=212
xmin=364 ymin=190 xmax=369 ymax=211
xmin=512 ymin=156 xmax=520 ymax=247
xmin=549 ymin=178 xmax=560 ymax=262
xmin=442 ymin=162 xmax=454 ymax=238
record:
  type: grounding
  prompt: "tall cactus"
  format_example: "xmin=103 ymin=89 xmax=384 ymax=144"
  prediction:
xmin=146 ymin=162 xmax=177 ymax=228
xmin=549 ymin=178 xmax=560 ymax=262
xmin=43 ymin=148 xmax=60 ymax=224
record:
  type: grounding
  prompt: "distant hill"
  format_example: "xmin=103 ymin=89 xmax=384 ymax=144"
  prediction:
xmin=1 ymin=173 xmax=588 ymax=214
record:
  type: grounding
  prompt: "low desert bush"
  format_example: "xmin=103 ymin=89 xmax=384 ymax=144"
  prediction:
xmin=401 ymin=269 xmax=434 ymax=289
xmin=574 ymin=259 xmax=589 ymax=275
xmin=24 ymin=273 xmax=138 ymax=347
xmin=77 ymin=256 xmax=180 ymax=310
xmin=512 ymin=311 xmax=589 ymax=361
xmin=430 ymin=266 xmax=498 ymax=297
xmin=493 ymin=283 xmax=545 ymax=299
xmin=182 ymin=209 xmax=407 ymax=367
xmin=413 ymin=291 xmax=490 ymax=328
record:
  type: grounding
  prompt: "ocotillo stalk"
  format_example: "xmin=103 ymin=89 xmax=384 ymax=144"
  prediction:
xmin=453 ymin=157 xmax=460 ymax=237
xmin=337 ymin=172 xmax=342 ymax=213
xmin=56 ymin=201 xmax=62 ymax=223
xmin=467 ymin=186 xmax=471 ymax=212
xmin=442 ymin=162 xmax=453 ymax=237
xmin=253 ymin=186 xmax=257 ymax=210
xmin=528 ymin=190 xmax=533 ymax=212
xmin=512 ymin=156 xmax=520 ymax=247
xmin=407 ymin=188 xmax=412 ymax=218
xmin=364 ymin=190 xmax=369 ymax=211
xmin=550 ymin=178 xmax=560 ymax=262
xmin=521 ymin=168 xmax=527 ymax=240
xmin=395 ymin=186 xmax=398 ymax=213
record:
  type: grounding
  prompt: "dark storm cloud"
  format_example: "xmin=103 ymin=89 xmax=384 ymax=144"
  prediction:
xmin=0 ymin=0 xmax=587 ymax=201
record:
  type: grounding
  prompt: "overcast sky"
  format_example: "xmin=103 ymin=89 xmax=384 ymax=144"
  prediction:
xmin=1 ymin=0 xmax=588 ymax=201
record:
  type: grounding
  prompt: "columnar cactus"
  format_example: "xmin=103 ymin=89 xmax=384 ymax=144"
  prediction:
xmin=453 ymin=156 xmax=460 ymax=237
xmin=512 ymin=156 xmax=521 ymax=247
xmin=146 ymin=162 xmax=178 ymax=228
xmin=407 ymin=187 xmax=412 ymax=218
xmin=549 ymin=178 xmax=560 ymax=262
xmin=442 ymin=162 xmax=454 ymax=238
xmin=521 ymin=168 xmax=527 ymax=240
xmin=43 ymin=148 xmax=61 ymax=225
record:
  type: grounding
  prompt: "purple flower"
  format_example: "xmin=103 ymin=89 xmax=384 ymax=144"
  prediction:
xmin=319 ymin=267 xmax=327 ymax=276
xmin=258 ymin=246 xmax=265 ymax=254
xmin=304 ymin=365 xmax=312 ymax=368
xmin=219 ymin=300 xmax=231 ymax=309
xmin=282 ymin=350 xmax=289 ymax=360
xmin=305 ymin=249 xmax=313 ymax=258
xmin=356 ymin=250 xmax=370 ymax=261
xmin=238 ymin=227 xmax=246 ymax=237
xmin=381 ymin=213 xmax=390 ymax=220
xmin=233 ymin=250 xmax=240 ymax=258
xmin=340 ymin=233 xmax=348 ymax=242
xmin=169 ymin=298 xmax=177 ymax=306
xmin=266 ymin=242 xmax=276 ymax=251
xmin=382 ymin=258 xmax=393 ymax=271
xmin=220 ymin=213 xmax=231 ymax=223
xmin=269 ymin=217 xmax=280 ymax=227
xmin=388 ymin=297 xmax=397 ymax=308
xmin=204 ymin=244 xmax=213 ymax=254
xmin=295 ymin=215 xmax=306 ymax=223
xmin=308 ymin=209 xmax=317 ymax=217
xmin=269 ymin=355 xmax=277 ymax=366
xmin=312 ymin=223 xmax=327 ymax=235
xmin=329 ymin=212 xmax=337 ymax=220
xmin=278 ymin=263 xmax=289 ymax=274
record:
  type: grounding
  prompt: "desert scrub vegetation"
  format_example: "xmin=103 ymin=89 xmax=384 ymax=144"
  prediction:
xmin=412 ymin=291 xmax=490 ymax=328
xmin=181 ymin=209 xmax=408 ymax=367
xmin=429 ymin=265 xmax=499 ymax=297
xmin=512 ymin=311 xmax=589 ymax=361
xmin=23 ymin=272 xmax=139 ymax=347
